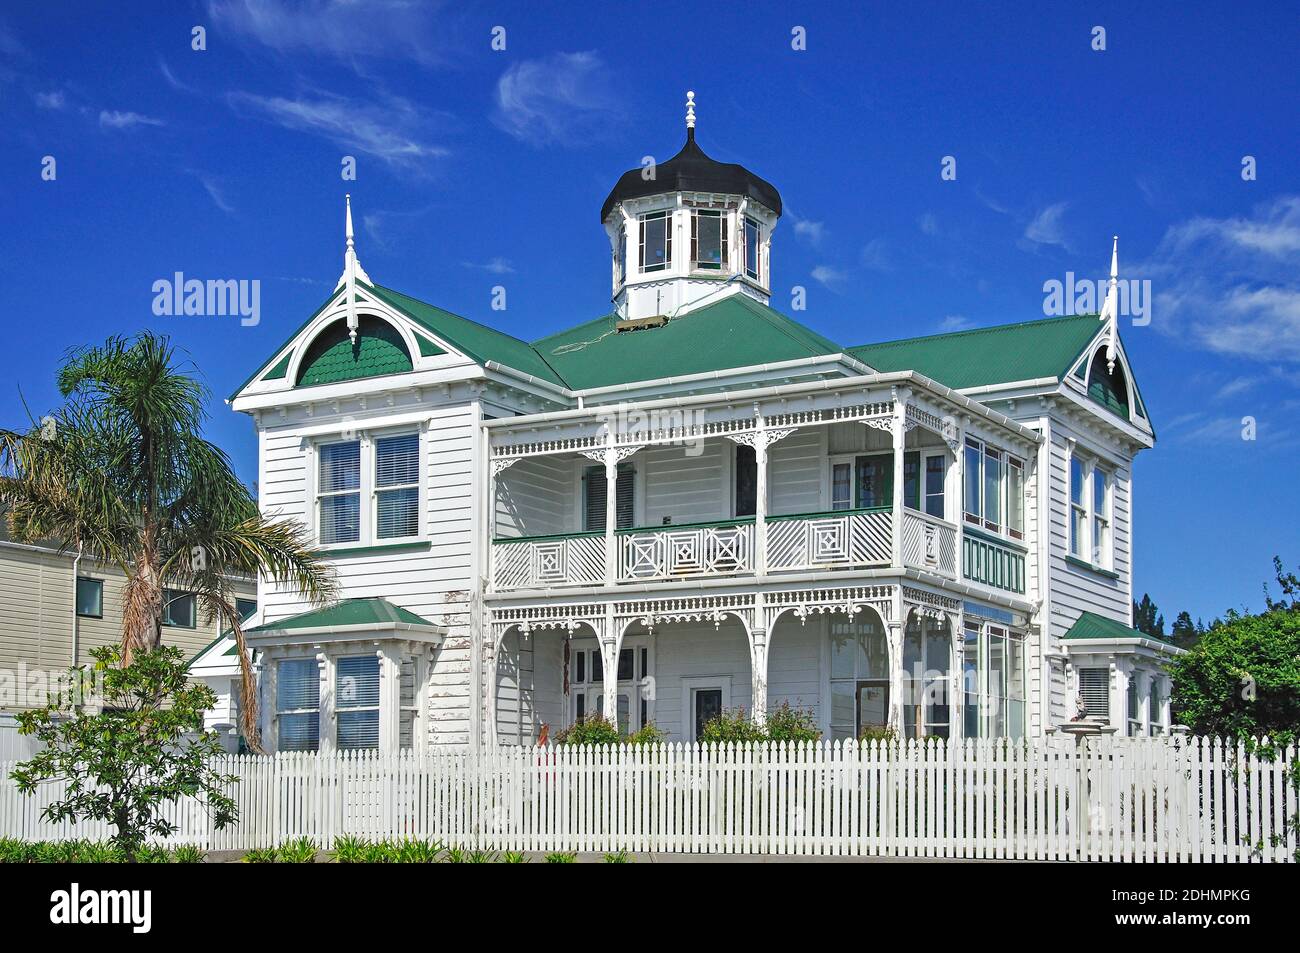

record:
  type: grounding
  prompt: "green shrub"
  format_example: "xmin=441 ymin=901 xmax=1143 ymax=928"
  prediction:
xmin=625 ymin=722 xmax=666 ymax=746
xmin=858 ymin=725 xmax=898 ymax=744
xmin=554 ymin=715 xmax=620 ymax=746
xmin=699 ymin=708 xmax=766 ymax=744
xmin=276 ymin=837 xmax=318 ymax=863
xmin=135 ymin=844 xmax=173 ymax=864
xmin=502 ymin=851 xmax=528 ymax=863
xmin=764 ymin=702 xmax=822 ymax=742
xmin=603 ymin=850 xmax=633 ymax=863
xmin=172 ymin=844 xmax=205 ymax=864
xmin=545 ymin=851 xmax=577 ymax=863
xmin=392 ymin=838 xmax=444 ymax=863
xmin=0 ymin=838 xmax=29 ymax=863
xmin=332 ymin=835 xmax=367 ymax=863
xmin=242 ymin=846 xmax=278 ymax=863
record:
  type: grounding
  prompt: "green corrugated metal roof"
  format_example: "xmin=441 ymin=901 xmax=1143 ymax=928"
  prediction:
xmin=1063 ymin=611 xmax=1154 ymax=642
xmin=534 ymin=294 xmax=843 ymax=391
xmin=245 ymin=597 xmax=434 ymax=634
xmin=295 ymin=315 xmax=414 ymax=386
xmin=849 ymin=314 xmax=1103 ymax=390
xmin=366 ymin=283 xmax=566 ymax=386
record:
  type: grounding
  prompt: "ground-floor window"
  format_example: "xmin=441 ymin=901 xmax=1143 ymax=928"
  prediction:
xmin=337 ymin=655 xmax=380 ymax=750
xmin=962 ymin=621 xmax=1026 ymax=738
xmin=1078 ymin=667 xmax=1110 ymax=722
xmin=829 ymin=612 xmax=890 ymax=740
xmin=902 ymin=616 xmax=951 ymax=739
xmin=1127 ymin=677 xmax=1143 ymax=736
xmin=568 ymin=639 xmax=648 ymax=733
xmin=276 ymin=658 xmax=320 ymax=752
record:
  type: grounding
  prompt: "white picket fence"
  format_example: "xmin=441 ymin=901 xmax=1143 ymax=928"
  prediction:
xmin=1 ymin=736 xmax=1294 ymax=861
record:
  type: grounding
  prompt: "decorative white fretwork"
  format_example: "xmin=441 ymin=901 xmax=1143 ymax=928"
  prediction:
xmin=722 ymin=427 xmax=797 ymax=451
xmin=615 ymin=593 xmax=755 ymax=634
xmin=763 ymin=585 xmax=894 ymax=631
xmin=578 ymin=445 xmax=642 ymax=466
xmin=862 ymin=416 xmax=894 ymax=434
xmin=491 ymin=457 xmax=519 ymax=478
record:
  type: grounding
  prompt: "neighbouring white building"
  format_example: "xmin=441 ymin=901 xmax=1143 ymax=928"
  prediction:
xmin=192 ymin=94 xmax=1180 ymax=755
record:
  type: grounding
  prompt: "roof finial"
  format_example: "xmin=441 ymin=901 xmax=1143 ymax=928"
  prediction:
xmin=345 ymin=192 xmax=355 ymax=249
xmin=685 ymin=90 xmax=695 ymax=137
xmin=338 ymin=193 xmax=371 ymax=345
xmin=1098 ymin=235 xmax=1119 ymax=374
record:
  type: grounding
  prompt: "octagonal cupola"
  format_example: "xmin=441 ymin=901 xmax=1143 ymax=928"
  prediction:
xmin=601 ymin=92 xmax=782 ymax=321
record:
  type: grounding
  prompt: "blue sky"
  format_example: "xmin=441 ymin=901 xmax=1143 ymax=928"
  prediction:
xmin=1 ymin=1 xmax=1297 ymax=624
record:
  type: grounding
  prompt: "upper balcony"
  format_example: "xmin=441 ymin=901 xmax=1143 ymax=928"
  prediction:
xmin=485 ymin=379 xmax=1035 ymax=601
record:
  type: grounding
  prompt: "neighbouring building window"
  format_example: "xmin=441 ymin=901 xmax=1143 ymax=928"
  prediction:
xmin=236 ymin=597 xmax=257 ymax=621
xmin=964 ymin=437 xmax=1023 ymax=539
xmin=690 ymin=209 xmax=727 ymax=270
xmin=583 ymin=464 xmax=634 ymax=531
xmin=743 ymin=216 xmax=761 ymax=281
xmin=902 ymin=616 xmax=952 ymax=739
xmin=162 ymin=589 xmax=196 ymax=628
xmin=75 ymin=577 xmax=103 ymax=618
xmin=829 ymin=613 xmax=890 ymax=740
xmin=375 ymin=433 xmax=420 ymax=540
xmin=734 ymin=443 xmax=757 ymax=517
xmin=336 ymin=655 xmax=381 ymax=750
xmin=318 ymin=440 xmax=362 ymax=544
xmin=962 ymin=620 xmax=1026 ymax=738
xmin=1078 ymin=667 xmax=1109 ymax=722
xmin=639 ymin=210 xmax=671 ymax=272
xmin=924 ymin=454 xmax=946 ymax=518
xmin=277 ymin=658 xmax=320 ymax=752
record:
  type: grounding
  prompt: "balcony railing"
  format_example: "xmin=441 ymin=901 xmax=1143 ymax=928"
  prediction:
xmin=900 ymin=509 xmax=958 ymax=577
xmin=961 ymin=528 xmax=1027 ymax=594
xmin=619 ymin=519 xmax=754 ymax=581
xmin=492 ymin=532 xmax=606 ymax=590
xmin=766 ymin=508 xmax=892 ymax=572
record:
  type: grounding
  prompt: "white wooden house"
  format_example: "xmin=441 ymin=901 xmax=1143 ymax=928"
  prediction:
xmin=193 ymin=95 xmax=1179 ymax=754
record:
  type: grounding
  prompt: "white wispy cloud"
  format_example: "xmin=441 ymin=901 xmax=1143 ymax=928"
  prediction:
xmin=33 ymin=90 xmax=65 ymax=110
xmin=192 ymin=172 xmax=235 ymax=215
xmin=918 ymin=212 xmax=939 ymax=236
xmin=99 ymin=110 xmax=165 ymax=130
xmin=228 ymin=89 xmax=449 ymax=169
xmin=492 ymin=51 xmax=619 ymax=145
xmin=938 ymin=314 xmax=974 ymax=332
xmin=207 ymin=0 xmax=447 ymax=67
xmin=461 ymin=257 xmax=515 ymax=275
xmin=787 ymin=212 xmax=825 ymax=246
xmin=1213 ymin=376 xmax=1258 ymax=400
xmin=1024 ymin=202 xmax=1070 ymax=250
xmin=1143 ymin=196 xmax=1300 ymax=363
xmin=860 ymin=238 xmax=890 ymax=272
xmin=811 ymin=265 xmax=848 ymax=290
xmin=158 ymin=58 xmax=196 ymax=93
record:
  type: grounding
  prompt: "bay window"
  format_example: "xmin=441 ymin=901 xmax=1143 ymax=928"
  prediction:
xmin=829 ymin=614 xmax=890 ymax=740
xmin=743 ymin=215 xmax=761 ymax=281
xmin=961 ymin=620 xmax=1026 ymax=738
xmin=690 ymin=209 xmax=727 ymax=270
xmin=276 ymin=658 xmax=320 ymax=752
xmin=963 ymin=437 xmax=1024 ymax=539
xmin=1092 ymin=467 xmax=1110 ymax=566
xmin=316 ymin=431 xmax=421 ymax=546
xmin=639 ymin=210 xmax=671 ymax=272
xmin=902 ymin=616 xmax=952 ymax=739
xmin=336 ymin=655 xmax=381 ymax=750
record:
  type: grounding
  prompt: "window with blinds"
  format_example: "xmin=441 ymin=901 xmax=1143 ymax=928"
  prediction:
xmin=318 ymin=441 xmax=361 ymax=544
xmin=583 ymin=464 xmax=634 ymax=532
xmin=1079 ymin=667 xmax=1110 ymax=722
xmin=375 ymin=433 xmax=420 ymax=539
xmin=399 ymin=657 xmax=418 ymax=749
xmin=336 ymin=655 xmax=381 ymax=750
xmin=276 ymin=659 xmax=320 ymax=752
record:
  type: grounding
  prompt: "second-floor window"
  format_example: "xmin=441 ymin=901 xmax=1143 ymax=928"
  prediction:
xmin=691 ymin=209 xmax=726 ymax=270
xmin=743 ymin=216 xmax=761 ymax=281
xmin=734 ymin=444 xmax=757 ymax=517
xmin=317 ymin=433 xmax=421 ymax=546
xmin=1069 ymin=456 xmax=1112 ymax=567
xmin=583 ymin=463 xmax=635 ymax=532
xmin=964 ymin=438 xmax=1023 ymax=539
xmin=639 ymin=210 xmax=671 ymax=272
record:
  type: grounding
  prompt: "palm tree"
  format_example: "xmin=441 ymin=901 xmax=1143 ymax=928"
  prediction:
xmin=0 ymin=333 xmax=337 ymax=750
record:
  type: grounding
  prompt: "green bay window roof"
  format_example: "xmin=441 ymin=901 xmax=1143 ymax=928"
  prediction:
xmin=245 ymin=597 xmax=435 ymax=635
xmin=1063 ymin=611 xmax=1166 ymax=643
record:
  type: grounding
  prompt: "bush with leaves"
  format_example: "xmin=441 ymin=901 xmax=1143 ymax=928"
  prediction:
xmin=9 ymin=645 xmax=238 ymax=860
xmin=699 ymin=708 xmax=767 ymax=744
xmin=764 ymin=702 xmax=821 ymax=742
xmin=699 ymin=704 xmax=822 ymax=744
xmin=553 ymin=715 xmax=621 ymax=746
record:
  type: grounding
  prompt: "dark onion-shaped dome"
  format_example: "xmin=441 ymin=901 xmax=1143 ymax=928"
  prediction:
xmin=600 ymin=129 xmax=782 ymax=222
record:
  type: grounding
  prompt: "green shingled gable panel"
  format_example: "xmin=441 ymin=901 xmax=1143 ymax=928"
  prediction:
xmin=534 ymin=295 xmax=843 ymax=391
xmin=849 ymin=314 xmax=1103 ymax=390
xmin=245 ymin=597 xmax=433 ymax=634
xmin=295 ymin=316 xmax=413 ymax=387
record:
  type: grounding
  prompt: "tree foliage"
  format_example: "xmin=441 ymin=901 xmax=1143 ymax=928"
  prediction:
xmin=10 ymin=646 xmax=238 ymax=859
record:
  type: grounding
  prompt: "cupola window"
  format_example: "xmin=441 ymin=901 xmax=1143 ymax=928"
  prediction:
xmin=639 ymin=210 xmax=672 ymax=272
xmin=616 ymin=222 xmax=627 ymax=285
xmin=743 ymin=216 xmax=761 ymax=281
xmin=691 ymin=209 xmax=727 ymax=270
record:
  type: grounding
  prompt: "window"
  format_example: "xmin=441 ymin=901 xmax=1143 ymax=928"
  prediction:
xmin=318 ymin=440 xmax=361 ymax=544
xmin=1078 ymin=667 xmax=1109 ymax=722
xmin=831 ymin=461 xmax=853 ymax=511
xmin=743 ymin=216 xmax=761 ymax=281
xmin=734 ymin=443 xmax=757 ymax=517
xmin=1007 ymin=457 xmax=1024 ymax=540
xmin=692 ymin=688 xmax=723 ymax=741
xmin=924 ymin=454 xmax=945 ymax=518
xmin=829 ymin=614 xmax=890 ymax=740
xmin=1069 ymin=456 xmax=1113 ymax=567
xmin=1127 ymin=677 xmax=1142 ymax=737
xmin=162 ymin=589 xmax=195 ymax=628
xmin=583 ymin=464 xmax=634 ymax=531
xmin=75 ymin=577 xmax=103 ymax=618
xmin=855 ymin=454 xmax=892 ymax=509
xmin=1149 ymin=679 xmax=1165 ymax=735
xmin=1091 ymin=466 xmax=1109 ymax=566
xmin=962 ymin=621 xmax=1026 ymax=738
xmin=639 ymin=210 xmax=671 ymax=272
xmin=690 ymin=209 xmax=727 ymax=270
xmin=964 ymin=437 xmax=1023 ymax=539
xmin=399 ymin=657 xmax=419 ymax=749
xmin=236 ymin=597 xmax=257 ymax=621
xmin=375 ymin=433 xmax=420 ymax=540
xmin=336 ymin=655 xmax=380 ymax=750
xmin=902 ymin=617 xmax=952 ymax=739
xmin=277 ymin=658 xmax=320 ymax=752
xmin=615 ymin=222 xmax=627 ymax=285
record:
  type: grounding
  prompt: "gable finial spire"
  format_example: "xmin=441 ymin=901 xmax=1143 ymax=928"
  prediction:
xmin=685 ymin=90 xmax=695 ymax=138
xmin=1098 ymin=235 xmax=1119 ymax=374
xmin=338 ymin=193 xmax=372 ymax=345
